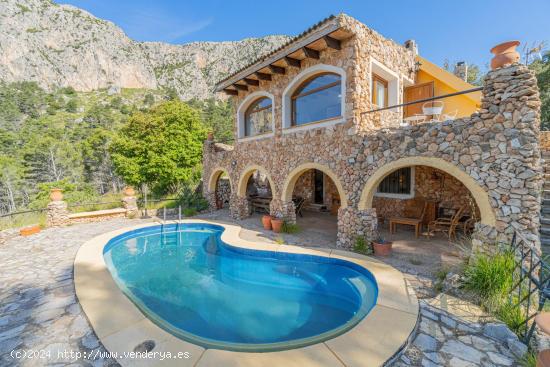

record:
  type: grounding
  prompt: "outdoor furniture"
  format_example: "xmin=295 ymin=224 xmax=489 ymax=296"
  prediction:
xmin=442 ymin=109 xmax=458 ymax=121
xmin=293 ymin=197 xmax=306 ymax=217
xmin=403 ymin=114 xmax=427 ymax=126
xmin=426 ymin=206 xmax=466 ymax=240
xmin=422 ymin=101 xmax=444 ymax=120
xmin=389 ymin=201 xmax=428 ymax=238
xmin=250 ymin=196 xmax=271 ymax=214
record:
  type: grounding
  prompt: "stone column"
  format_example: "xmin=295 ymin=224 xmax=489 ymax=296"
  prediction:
xmin=121 ymin=187 xmax=138 ymax=218
xmin=230 ymin=194 xmax=250 ymax=220
xmin=269 ymin=198 xmax=296 ymax=223
xmin=336 ymin=207 xmax=378 ymax=249
xmin=46 ymin=189 xmax=70 ymax=227
xmin=206 ymin=190 xmax=217 ymax=211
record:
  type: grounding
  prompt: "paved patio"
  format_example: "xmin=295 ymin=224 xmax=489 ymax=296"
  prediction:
xmin=0 ymin=214 xmax=520 ymax=366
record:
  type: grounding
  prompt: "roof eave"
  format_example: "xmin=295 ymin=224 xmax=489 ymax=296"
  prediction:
xmin=215 ymin=17 xmax=343 ymax=92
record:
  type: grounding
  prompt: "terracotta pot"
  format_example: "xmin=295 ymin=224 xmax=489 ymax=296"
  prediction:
xmin=262 ymin=215 xmax=273 ymax=230
xmin=373 ymin=241 xmax=393 ymax=256
xmin=216 ymin=198 xmax=223 ymax=209
xmin=20 ymin=225 xmax=41 ymax=237
xmin=49 ymin=188 xmax=63 ymax=201
xmin=207 ymin=131 xmax=214 ymax=141
xmin=271 ymin=218 xmax=283 ymax=233
xmin=123 ymin=186 xmax=136 ymax=197
xmin=490 ymin=41 xmax=520 ymax=70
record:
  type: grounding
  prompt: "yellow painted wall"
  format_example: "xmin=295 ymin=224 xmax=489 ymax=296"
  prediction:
xmin=414 ymin=57 xmax=481 ymax=118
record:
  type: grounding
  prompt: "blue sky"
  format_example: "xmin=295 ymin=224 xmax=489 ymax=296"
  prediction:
xmin=58 ymin=0 xmax=549 ymax=71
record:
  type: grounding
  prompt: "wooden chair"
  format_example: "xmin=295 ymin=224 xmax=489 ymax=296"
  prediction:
xmin=389 ymin=201 xmax=428 ymax=238
xmin=293 ymin=197 xmax=306 ymax=217
xmin=426 ymin=206 xmax=466 ymax=240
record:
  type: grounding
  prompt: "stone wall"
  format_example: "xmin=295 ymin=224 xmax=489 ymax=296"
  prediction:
xmin=203 ymin=14 xmax=542 ymax=250
xmin=216 ymin=177 xmax=231 ymax=208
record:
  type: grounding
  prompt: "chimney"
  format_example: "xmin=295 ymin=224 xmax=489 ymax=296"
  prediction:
xmin=404 ymin=39 xmax=418 ymax=55
xmin=454 ymin=61 xmax=468 ymax=82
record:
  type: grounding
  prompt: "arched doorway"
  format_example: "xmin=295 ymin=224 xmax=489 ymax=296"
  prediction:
xmin=358 ymin=157 xmax=495 ymax=277
xmin=237 ymin=165 xmax=275 ymax=217
xmin=208 ymin=169 xmax=232 ymax=210
xmin=281 ymin=163 xmax=347 ymax=240
xmin=358 ymin=157 xmax=495 ymax=226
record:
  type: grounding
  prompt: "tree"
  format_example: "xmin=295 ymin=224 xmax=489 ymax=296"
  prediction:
xmin=187 ymin=98 xmax=234 ymax=142
xmin=110 ymin=101 xmax=207 ymax=194
xmin=529 ymin=51 xmax=550 ymax=129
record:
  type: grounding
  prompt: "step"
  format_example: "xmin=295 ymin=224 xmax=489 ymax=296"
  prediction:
xmin=541 ymin=237 xmax=550 ymax=247
xmin=541 ymin=227 xmax=550 ymax=236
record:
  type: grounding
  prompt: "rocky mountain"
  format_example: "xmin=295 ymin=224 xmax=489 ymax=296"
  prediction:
xmin=0 ymin=0 xmax=289 ymax=99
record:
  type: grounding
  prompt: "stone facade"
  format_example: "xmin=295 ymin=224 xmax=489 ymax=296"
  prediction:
xmin=203 ymin=14 xmax=542 ymax=250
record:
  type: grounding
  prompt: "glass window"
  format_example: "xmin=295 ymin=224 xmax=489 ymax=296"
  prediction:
xmin=372 ymin=74 xmax=388 ymax=108
xmin=377 ymin=167 xmax=411 ymax=195
xmin=291 ymin=73 xmax=341 ymax=126
xmin=244 ymin=97 xmax=273 ymax=137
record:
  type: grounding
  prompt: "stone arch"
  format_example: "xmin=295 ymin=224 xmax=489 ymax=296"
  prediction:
xmin=237 ymin=165 xmax=276 ymax=198
xmin=358 ymin=157 xmax=496 ymax=226
xmin=236 ymin=91 xmax=275 ymax=139
xmin=207 ymin=167 xmax=232 ymax=193
xmin=281 ymin=162 xmax=348 ymax=208
xmin=281 ymin=64 xmax=347 ymax=129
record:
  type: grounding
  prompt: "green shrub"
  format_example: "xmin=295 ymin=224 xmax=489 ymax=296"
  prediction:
xmin=281 ymin=222 xmax=300 ymax=234
xmin=463 ymin=251 xmax=514 ymax=299
xmin=353 ymin=237 xmax=372 ymax=255
xmin=463 ymin=251 xmax=522 ymax=332
xmin=518 ymin=351 xmax=537 ymax=367
xmin=183 ymin=207 xmax=197 ymax=217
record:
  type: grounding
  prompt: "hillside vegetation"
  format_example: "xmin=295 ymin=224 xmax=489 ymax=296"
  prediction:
xmin=0 ymin=81 xmax=233 ymax=214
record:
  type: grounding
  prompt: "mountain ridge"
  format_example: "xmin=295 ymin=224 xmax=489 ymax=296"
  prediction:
xmin=0 ymin=0 xmax=290 ymax=99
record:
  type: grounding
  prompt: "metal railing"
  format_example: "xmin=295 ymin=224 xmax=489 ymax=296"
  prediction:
xmin=509 ymin=231 xmax=550 ymax=343
xmin=361 ymin=87 xmax=483 ymax=115
xmin=67 ymin=201 xmax=122 ymax=213
xmin=0 ymin=208 xmax=47 ymax=230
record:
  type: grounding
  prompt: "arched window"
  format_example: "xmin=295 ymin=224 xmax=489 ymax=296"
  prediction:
xmin=244 ymin=97 xmax=273 ymax=137
xmin=291 ymin=73 xmax=341 ymax=126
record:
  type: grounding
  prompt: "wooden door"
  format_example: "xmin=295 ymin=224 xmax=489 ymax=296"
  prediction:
xmin=404 ymin=82 xmax=434 ymax=117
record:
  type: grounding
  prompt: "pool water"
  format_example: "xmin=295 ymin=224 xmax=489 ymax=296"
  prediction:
xmin=103 ymin=223 xmax=378 ymax=351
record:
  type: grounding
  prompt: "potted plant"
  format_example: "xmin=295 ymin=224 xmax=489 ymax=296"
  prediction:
xmin=49 ymin=188 xmax=63 ymax=201
xmin=371 ymin=231 xmax=393 ymax=256
xmin=262 ymin=215 xmax=272 ymax=230
xmin=490 ymin=41 xmax=520 ymax=70
xmin=123 ymin=186 xmax=135 ymax=197
xmin=271 ymin=217 xmax=283 ymax=233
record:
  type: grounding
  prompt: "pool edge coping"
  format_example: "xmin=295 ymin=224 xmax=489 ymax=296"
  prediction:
xmin=74 ymin=219 xmax=420 ymax=367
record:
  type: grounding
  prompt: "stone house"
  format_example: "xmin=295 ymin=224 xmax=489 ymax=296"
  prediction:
xmin=202 ymin=14 xmax=542 ymax=251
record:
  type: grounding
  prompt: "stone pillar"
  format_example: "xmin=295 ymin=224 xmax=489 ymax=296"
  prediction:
xmin=122 ymin=189 xmax=138 ymax=218
xmin=206 ymin=190 xmax=217 ymax=211
xmin=480 ymin=64 xmax=542 ymax=250
xmin=336 ymin=207 xmax=378 ymax=249
xmin=230 ymin=195 xmax=250 ymax=220
xmin=269 ymin=198 xmax=296 ymax=223
xmin=46 ymin=189 xmax=70 ymax=227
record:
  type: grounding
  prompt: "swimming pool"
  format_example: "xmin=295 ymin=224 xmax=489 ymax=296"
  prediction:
xmin=103 ymin=223 xmax=378 ymax=352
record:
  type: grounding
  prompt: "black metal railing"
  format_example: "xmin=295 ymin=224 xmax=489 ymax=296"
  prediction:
xmin=509 ymin=231 xmax=550 ymax=343
xmin=361 ymin=87 xmax=483 ymax=115
xmin=67 ymin=201 xmax=122 ymax=213
xmin=0 ymin=208 xmax=47 ymax=230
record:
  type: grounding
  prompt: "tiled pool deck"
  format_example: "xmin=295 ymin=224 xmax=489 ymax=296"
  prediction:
xmin=0 ymin=216 xmax=519 ymax=366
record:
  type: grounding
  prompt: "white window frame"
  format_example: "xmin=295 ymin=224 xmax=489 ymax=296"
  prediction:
xmin=236 ymin=91 xmax=275 ymax=141
xmin=374 ymin=166 xmax=415 ymax=200
xmin=370 ymin=58 xmax=400 ymax=112
xmin=281 ymin=64 xmax=346 ymax=134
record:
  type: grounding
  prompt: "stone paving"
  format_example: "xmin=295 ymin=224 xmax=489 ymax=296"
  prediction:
xmin=1 ymin=216 xmax=526 ymax=366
